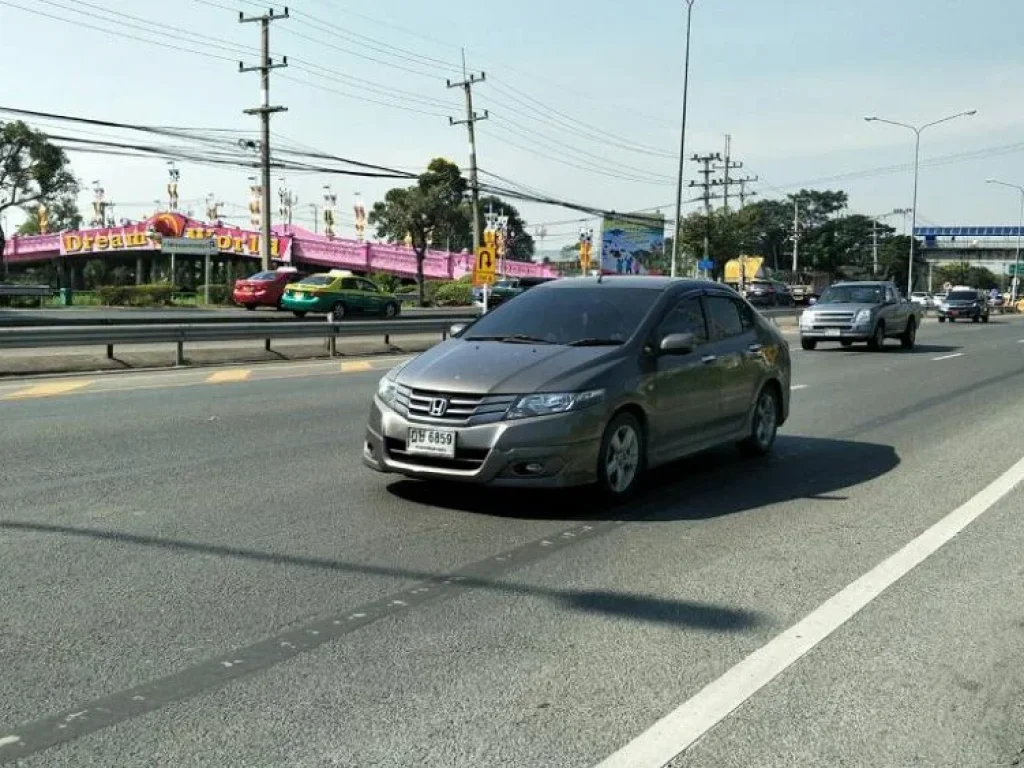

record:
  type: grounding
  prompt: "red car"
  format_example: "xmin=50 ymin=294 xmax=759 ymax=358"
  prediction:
xmin=232 ymin=268 xmax=307 ymax=310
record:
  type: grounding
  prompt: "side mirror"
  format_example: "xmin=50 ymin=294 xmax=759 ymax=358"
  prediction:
xmin=808 ymin=296 xmax=818 ymax=305
xmin=659 ymin=332 xmax=696 ymax=355
xmin=449 ymin=323 xmax=467 ymax=337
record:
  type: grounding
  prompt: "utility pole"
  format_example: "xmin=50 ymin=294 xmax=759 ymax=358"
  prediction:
xmin=791 ymin=197 xmax=801 ymax=273
xmin=447 ymin=50 xmax=488 ymax=255
xmin=716 ymin=135 xmax=743 ymax=212
xmin=239 ymin=7 xmax=289 ymax=271
xmin=872 ymin=218 xmax=879 ymax=276
xmin=688 ymin=153 xmax=721 ymax=264
xmin=737 ymin=177 xmax=758 ymax=208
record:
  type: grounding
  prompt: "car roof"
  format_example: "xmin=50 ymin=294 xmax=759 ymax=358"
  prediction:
xmin=831 ymin=281 xmax=890 ymax=287
xmin=327 ymin=269 xmax=355 ymax=277
xmin=536 ymin=276 xmax=716 ymax=292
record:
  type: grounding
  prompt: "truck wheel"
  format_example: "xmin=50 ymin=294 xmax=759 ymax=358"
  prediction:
xmin=800 ymin=339 xmax=817 ymax=351
xmin=867 ymin=322 xmax=885 ymax=351
xmin=900 ymin=318 xmax=917 ymax=349
xmin=982 ymin=313 xmax=990 ymax=324
xmin=938 ymin=316 xmax=946 ymax=323
xmin=840 ymin=340 xmax=853 ymax=348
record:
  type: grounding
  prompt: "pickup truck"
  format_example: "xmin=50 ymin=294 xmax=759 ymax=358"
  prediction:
xmin=798 ymin=280 xmax=923 ymax=351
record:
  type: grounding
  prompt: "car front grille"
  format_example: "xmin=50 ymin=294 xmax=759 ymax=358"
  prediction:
xmin=811 ymin=311 xmax=855 ymax=329
xmin=384 ymin=438 xmax=489 ymax=471
xmin=393 ymin=386 xmax=516 ymax=425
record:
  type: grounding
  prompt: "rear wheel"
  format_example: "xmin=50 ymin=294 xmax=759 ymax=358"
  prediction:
xmin=597 ymin=413 xmax=644 ymax=500
xmin=982 ymin=313 xmax=990 ymax=324
xmin=867 ymin=322 xmax=885 ymax=351
xmin=244 ymin=304 xmax=256 ymax=311
xmin=900 ymin=318 xmax=917 ymax=350
xmin=800 ymin=338 xmax=817 ymax=351
xmin=938 ymin=316 xmax=946 ymax=323
xmin=383 ymin=302 xmax=399 ymax=318
xmin=331 ymin=301 xmax=347 ymax=320
xmin=739 ymin=386 xmax=779 ymax=457
xmin=292 ymin=311 xmax=307 ymax=318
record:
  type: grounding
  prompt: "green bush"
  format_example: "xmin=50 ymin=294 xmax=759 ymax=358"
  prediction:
xmin=432 ymin=281 xmax=474 ymax=306
xmin=96 ymin=284 xmax=174 ymax=307
xmin=369 ymin=272 xmax=402 ymax=294
xmin=197 ymin=284 xmax=232 ymax=305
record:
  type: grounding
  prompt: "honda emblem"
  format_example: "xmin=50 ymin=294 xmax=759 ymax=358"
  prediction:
xmin=429 ymin=397 xmax=449 ymax=417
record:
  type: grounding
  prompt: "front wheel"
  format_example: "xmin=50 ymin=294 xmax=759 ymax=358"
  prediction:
xmin=383 ymin=302 xmax=399 ymax=318
xmin=244 ymin=304 xmax=256 ymax=311
xmin=331 ymin=302 xmax=347 ymax=320
xmin=938 ymin=316 xmax=946 ymax=323
xmin=597 ymin=413 xmax=644 ymax=500
xmin=900 ymin=318 xmax=917 ymax=350
xmin=739 ymin=386 xmax=779 ymax=458
xmin=800 ymin=338 xmax=817 ymax=351
xmin=982 ymin=313 xmax=990 ymax=324
xmin=867 ymin=322 xmax=885 ymax=351
xmin=292 ymin=310 xmax=307 ymax=318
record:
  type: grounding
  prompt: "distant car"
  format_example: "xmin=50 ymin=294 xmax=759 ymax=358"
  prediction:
xmin=279 ymin=270 xmax=401 ymax=319
xmin=487 ymin=276 xmax=556 ymax=308
xmin=746 ymin=280 xmax=794 ymax=307
xmin=910 ymin=291 xmax=934 ymax=308
xmin=364 ymin=277 xmax=791 ymax=498
xmin=799 ymin=280 xmax=922 ymax=351
xmin=936 ymin=288 xmax=989 ymax=323
xmin=232 ymin=268 xmax=306 ymax=310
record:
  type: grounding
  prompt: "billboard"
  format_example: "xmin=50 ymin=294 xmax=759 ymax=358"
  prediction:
xmin=600 ymin=212 xmax=665 ymax=275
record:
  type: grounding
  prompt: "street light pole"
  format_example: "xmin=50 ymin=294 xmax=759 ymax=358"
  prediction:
xmin=986 ymin=178 xmax=1024 ymax=303
xmin=671 ymin=0 xmax=696 ymax=279
xmin=865 ymin=110 xmax=976 ymax=295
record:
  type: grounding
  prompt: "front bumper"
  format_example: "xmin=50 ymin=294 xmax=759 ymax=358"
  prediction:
xmin=799 ymin=325 xmax=873 ymax=342
xmin=362 ymin=397 xmax=604 ymax=488
xmin=937 ymin=306 xmax=982 ymax=319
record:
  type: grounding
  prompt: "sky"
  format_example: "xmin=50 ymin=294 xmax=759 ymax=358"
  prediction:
xmin=2 ymin=0 xmax=1024 ymax=251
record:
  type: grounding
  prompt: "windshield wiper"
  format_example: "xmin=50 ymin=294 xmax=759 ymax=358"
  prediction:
xmin=465 ymin=334 xmax=556 ymax=344
xmin=567 ymin=338 xmax=625 ymax=347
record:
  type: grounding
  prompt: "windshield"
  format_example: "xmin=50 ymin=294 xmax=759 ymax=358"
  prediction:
xmin=818 ymin=285 xmax=885 ymax=304
xmin=298 ymin=276 xmax=333 ymax=286
xmin=463 ymin=286 xmax=658 ymax=345
xmin=947 ymin=291 xmax=977 ymax=301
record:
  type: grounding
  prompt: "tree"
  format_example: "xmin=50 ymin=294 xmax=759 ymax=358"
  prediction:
xmin=17 ymin=195 xmax=83 ymax=235
xmin=735 ymin=200 xmax=792 ymax=271
xmin=676 ymin=209 xmax=744 ymax=278
xmin=369 ymin=158 xmax=467 ymax=305
xmin=0 ymin=121 xmax=78 ymax=278
xmin=877 ymin=235 xmax=927 ymax=291
xmin=934 ymin=262 xmax=1000 ymax=290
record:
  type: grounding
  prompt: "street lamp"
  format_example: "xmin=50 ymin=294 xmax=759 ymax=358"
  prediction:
xmin=986 ymin=178 xmax=1024 ymax=303
xmin=670 ymin=0 xmax=696 ymax=279
xmin=864 ymin=109 xmax=976 ymax=295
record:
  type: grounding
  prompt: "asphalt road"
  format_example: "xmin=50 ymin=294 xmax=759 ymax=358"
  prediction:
xmin=2 ymin=317 xmax=1024 ymax=767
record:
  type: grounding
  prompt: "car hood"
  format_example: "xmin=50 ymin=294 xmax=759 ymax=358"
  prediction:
xmin=396 ymin=339 xmax=621 ymax=395
xmin=808 ymin=302 xmax=879 ymax=312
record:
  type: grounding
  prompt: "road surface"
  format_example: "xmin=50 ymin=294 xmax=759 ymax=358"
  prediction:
xmin=1 ymin=317 xmax=1023 ymax=767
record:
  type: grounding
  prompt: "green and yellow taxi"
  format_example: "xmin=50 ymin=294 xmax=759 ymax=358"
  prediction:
xmin=280 ymin=270 xmax=402 ymax=319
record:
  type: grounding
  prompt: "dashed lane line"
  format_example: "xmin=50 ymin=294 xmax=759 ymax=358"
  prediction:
xmin=2 ymin=380 xmax=94 ymax=400
xmin=205 ymin=369 xmax=252 ymax=384
xmin=932 ymin=353 xmax=965 ymax=361
xmin=790 ymin=385 xmax=808 ymax=391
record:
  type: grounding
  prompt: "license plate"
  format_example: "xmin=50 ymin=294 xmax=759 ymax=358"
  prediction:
xmin=407 ymin=427 xmax=456 ymax=458
xmin=949 ymin=310 xmax=958 ymax=316
xmin=825 ymin=328 xmax=842 ymax=337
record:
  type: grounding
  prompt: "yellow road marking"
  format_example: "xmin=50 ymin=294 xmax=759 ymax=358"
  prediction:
xmin=340 ymin=361 xmax=374 ymax=372
xmin=206 ymin=369 xmax=252 ymax=384
xmin=4 ymin=380 xmax=94 ymax=399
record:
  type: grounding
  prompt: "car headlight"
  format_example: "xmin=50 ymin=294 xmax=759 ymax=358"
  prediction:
xmin=376 ymin=359 xmax=411 ymax=405
xmin=505 ymin=389 xmax=605 ymax=420
xmin=799 ymin=312 xmax=814 ymax=328
xmin=854 ymin=309 xmax=873 ymax=324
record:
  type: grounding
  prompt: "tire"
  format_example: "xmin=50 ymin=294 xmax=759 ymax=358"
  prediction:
xmin=383 ymin=302 xmax=399 ymax=318
xmin=331 ymin=301 xmax=347 ymax=320
xmin=938 ymin=316 xmax=946 ymax=323
xmin=867 ymin=322 xmax=885 ymax=351
xmin=982 ymin=313 xmax=990 ymax=324
xmin=840 ymin=340 xmax=854 ymax=348
xmin=597 ymin=412 xmax=645 ymax=500
xmin=900 ymin=318 xmax=917 ymax=350
xmin=949 ymin=317 xmax=956 ymax=323
xmin=292 ymin=311 xmax=307 ymax=318
xmin=972 ymin=314 xmax=980 ymax=324
xmin=739 ymin=385 xmax=780 ymax=458
xmin=244 ymin=304 xmax=256 ymax=311
xmin=800 ymin=338 xmax=817 ymax=351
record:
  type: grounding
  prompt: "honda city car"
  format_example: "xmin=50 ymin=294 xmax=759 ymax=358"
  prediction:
xmin=280 ymin=270 xmax=401 ymax=318
xmin=364 ymin=277 xmax=791 ymax=499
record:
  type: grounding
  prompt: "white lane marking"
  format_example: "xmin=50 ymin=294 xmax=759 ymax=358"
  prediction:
xmin=932 ymin=353 xmax=965 ymax=361
xmin=790 ymin=385 xmax=808 ymax=391
xmin=0 ymin=735 xmax=21 ymax=748
xmin=594 ymin=453 xmax=1024 ymax=768
xmin=1018 ymin=339 xmax=1024 ymax=344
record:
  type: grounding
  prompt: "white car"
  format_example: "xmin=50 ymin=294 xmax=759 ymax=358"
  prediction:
xmin=910 ymin=292 xmax=934 ymax=308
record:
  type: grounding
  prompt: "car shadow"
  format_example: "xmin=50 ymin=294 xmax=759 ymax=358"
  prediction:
xmin=385 ymin=435 xmax=900 ymax=523
xmin=808 ymin=343 xmax=961 ymax=355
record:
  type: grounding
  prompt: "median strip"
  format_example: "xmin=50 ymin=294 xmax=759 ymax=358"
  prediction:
xmin=340 ymin=361 xmax=374 ymax=372
xmin=205 ymin=369 xmax=251 ymax=384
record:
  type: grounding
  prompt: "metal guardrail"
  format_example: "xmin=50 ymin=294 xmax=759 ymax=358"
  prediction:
xmin=0 ymin=284 xmax=54 ymax=306
xmin=0 ymin=316 xmax=478 ymax=366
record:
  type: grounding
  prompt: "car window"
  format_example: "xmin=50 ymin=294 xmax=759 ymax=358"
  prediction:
xmin=357 ymin=279 xmax=379 ymax=293
xmin=340 ymin=278 xmax=358 ymax=290
xmin=818 ymin=285 xmax=885 ymax=304
xmin=737 ymin=299 xmax=756 ymax=331
xmin=298 ymin=275 xmax=332 ymax=286
xmin=656 ymin=297 xmax=708 ymax=345
xmin=463 ymin=286 xmax=658 ymax=346
xmin=886 ymin=285 xmax=898 ymax=302
xmin=704 ymin=295 xmax=746 ymax=341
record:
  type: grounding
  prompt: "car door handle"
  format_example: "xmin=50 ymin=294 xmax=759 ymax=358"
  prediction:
xmin=701 ymin=355 xmax=718 ymax=365
xmin=745 ymin=344 xmax=764 ymax=356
